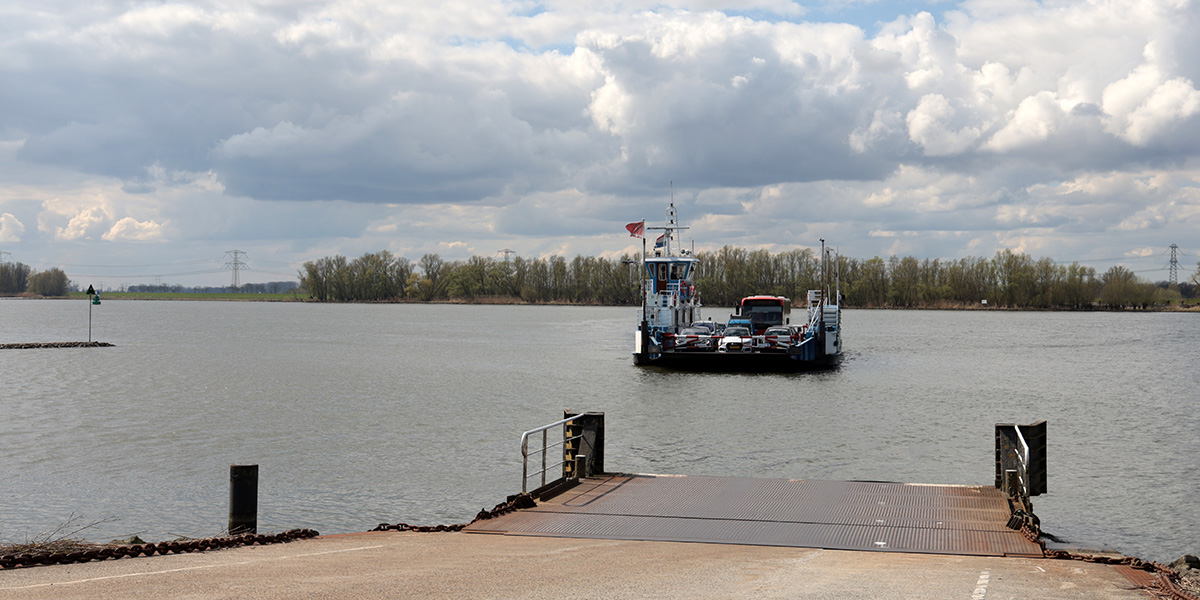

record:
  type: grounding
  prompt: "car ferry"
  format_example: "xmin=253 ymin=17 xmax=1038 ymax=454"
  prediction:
xmin=629 ymin=204 xmax=842 ymax=371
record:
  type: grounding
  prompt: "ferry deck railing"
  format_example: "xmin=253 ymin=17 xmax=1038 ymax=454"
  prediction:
xmin=520 ymin=412 xmax=604 ymax=495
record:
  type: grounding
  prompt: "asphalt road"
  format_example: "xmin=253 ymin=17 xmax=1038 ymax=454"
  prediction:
xmin=0 ymin=532 xmax=1156 ymax=600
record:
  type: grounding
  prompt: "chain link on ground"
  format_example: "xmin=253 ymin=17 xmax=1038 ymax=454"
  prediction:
xmin=1016 ymin=514 xmax=1199 ymax=600
xmin=371 ymin=493 xmax=537 ymax=533
xmin=0 ymin=529 xmax=319 ymax=570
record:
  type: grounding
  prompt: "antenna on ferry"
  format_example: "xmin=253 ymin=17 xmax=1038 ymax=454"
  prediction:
xmin=820 ymin=239 xmax=827 ymax=298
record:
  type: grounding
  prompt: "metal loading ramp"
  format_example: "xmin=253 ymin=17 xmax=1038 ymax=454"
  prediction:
xmin=464 ymin=474 xmax=1044 ymax=557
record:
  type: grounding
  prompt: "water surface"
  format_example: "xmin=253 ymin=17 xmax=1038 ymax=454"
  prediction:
xmin=1 ymin=300 xmax=1196 ymax=562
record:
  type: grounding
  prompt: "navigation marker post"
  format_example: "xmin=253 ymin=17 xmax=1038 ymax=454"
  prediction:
xmin=86 ymin=284 xmax=99 ymax=342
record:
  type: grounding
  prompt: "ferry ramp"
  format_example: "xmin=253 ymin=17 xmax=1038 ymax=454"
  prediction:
xmin=464 ymin=473 xmax=1044 ymax=557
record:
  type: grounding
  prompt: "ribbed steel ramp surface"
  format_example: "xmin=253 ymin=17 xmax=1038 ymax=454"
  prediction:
xmin=465 ymin=474 xmax=1043 ymax=557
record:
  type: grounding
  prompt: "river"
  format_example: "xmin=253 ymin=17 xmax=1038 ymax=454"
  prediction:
xmin=1 ymin=299 xmax=1196 ymax=563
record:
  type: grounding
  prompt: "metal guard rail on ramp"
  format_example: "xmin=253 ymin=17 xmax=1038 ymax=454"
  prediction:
xmin=520 ymin=411 xmax=604 ymax=496
xmin=470 ymin=415 xmax=1054 ymax=557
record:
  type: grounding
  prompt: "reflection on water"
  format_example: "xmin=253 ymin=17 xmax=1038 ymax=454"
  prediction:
xmin=1 ymin=300 xmax=1197 ymax=562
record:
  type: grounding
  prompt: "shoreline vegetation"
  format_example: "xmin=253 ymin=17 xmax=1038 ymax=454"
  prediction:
xmin=3 ymin=247 xmax=1199 ymax=310
xmin=1 ymin=291 xmax=1197 ymax=311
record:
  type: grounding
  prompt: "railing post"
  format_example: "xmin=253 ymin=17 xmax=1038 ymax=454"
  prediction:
xmin=565 ymin=410 xmax=605 ymax=479
xmin=1020 ymin=421 xmax=1047 ymax=496
xmin=519 ymin=411 xmax=602 ymax=497
xmin=996 ymin=421 xmax=1047 ymax=518
xmin=229 ymin=464 xmax=258 ymax=535
xmin=995 ymin=424 xmax=1018 ymax=491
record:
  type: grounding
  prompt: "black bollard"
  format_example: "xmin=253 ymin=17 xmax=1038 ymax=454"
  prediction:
xmin=229 ymin=464 xmax=258 ymax=535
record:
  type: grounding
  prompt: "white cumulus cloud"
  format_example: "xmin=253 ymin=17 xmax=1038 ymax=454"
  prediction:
xmin=906 ymin=94 xmax=982 ymax=156
xmin=1 ymin=0 xmax=1200 ymax=285
xmin=102 ymin=217 xmax=165 ymax=241
xmin=0 ymin=213 xmax=25 ymax=242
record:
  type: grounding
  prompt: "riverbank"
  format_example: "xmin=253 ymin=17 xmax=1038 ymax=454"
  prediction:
xmin=4 ymin=292 xmax=1199 ymax=311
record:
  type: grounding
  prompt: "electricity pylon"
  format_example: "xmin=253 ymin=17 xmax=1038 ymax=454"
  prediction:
xmin=224 ymin=250 xmax=248 ymax=290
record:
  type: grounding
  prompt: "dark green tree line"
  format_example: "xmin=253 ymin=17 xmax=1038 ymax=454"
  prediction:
xmin=297 ymin=248 xmax=1183 ymax=309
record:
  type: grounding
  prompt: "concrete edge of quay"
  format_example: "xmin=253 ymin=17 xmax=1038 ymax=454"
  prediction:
xmin=0 ymin=531 xmax=1176 ymax=600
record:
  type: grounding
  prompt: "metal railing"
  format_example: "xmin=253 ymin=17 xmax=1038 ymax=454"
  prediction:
xmin=1009 ymin=425 xmax=1031 ymax=499
xmin=995 ymin=421 xmax=1046 ymax=511
xmin=520 ymin=412 xmax=590 ymax=494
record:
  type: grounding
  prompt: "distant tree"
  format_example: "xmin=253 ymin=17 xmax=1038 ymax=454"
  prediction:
xmin=1062 ymin=263 xmax=1098 ymax=308
xmin=27 ymin=268 xmax=71 ymax=296
xmin=993 ymin=249 xmax=1035 ymax=307
xmin=1100 ymin=266 xmax=1140 ymax=308
xmin=416 ymin=253 xmax=448 ymax=301
xmin=0 ymin=261 xmax=31 ymax=294
xmin=1154 ymin=283 xmax=1183 ymax=306
xmin=888 ymin=256 xmax=920 ymax=307
xmin=848 ymin=257 xmax=888 ymax=307
xmin=1179 ymin=282 xmax=1197 ymax=299
xmin=447 ymin=255 xmax=492 ymax=300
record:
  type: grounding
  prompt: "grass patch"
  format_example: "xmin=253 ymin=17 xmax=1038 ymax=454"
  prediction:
xmin=68 ymin=292 xmax=302 ymax=301
xmin=1 ymin=515 xmax=119 ymax=555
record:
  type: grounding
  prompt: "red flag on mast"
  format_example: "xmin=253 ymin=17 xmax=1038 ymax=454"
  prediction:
xmin=625 ymin=221 xmax=644 ymax=238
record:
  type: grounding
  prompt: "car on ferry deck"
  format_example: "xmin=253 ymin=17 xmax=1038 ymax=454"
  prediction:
xmin=674 ymin=327 xmax=717 ymax=352
xmin=717 ymin=326 xmax=752 ymax=353
xmin=762 ymin=325 xmax=794 ymax=352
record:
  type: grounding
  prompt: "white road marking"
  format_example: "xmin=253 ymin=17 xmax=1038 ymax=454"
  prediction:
xmin=971 ymin=570 xmax=990 ymax=599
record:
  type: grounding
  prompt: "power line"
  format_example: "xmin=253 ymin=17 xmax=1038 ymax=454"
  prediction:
xmin=1052 ymin=255 xmax=1160 ymax=265
xmin=247 ymin=258 xmax=304 ymax=267
xmin=252 ymin=269 xmax=303 ymax=278
xmin=57 ymin=258 xmax=222 ymax=268
xmin=64 ymin=268 xmax=227 ymax=278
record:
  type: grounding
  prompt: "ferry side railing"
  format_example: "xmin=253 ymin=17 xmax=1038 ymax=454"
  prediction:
xmin=520 ymin=411 xmax=605 ymax=497
xmin=995 ymin=421 xmax=1047 ymax=515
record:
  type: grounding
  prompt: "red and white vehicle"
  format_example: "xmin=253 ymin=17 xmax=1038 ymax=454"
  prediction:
xmin=762 ymin=325 xmax=796 ymax=352
xmin=672 ymin=327 xmax=717 ymax=352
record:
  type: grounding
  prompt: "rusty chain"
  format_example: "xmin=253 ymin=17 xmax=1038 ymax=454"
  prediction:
xmin=1015 ymin=514 xmax=1198 ymax=600
xmin=371 ymin=493 xmax=536 ymax=533
xmin=0 ymin=529 xmax=319 ymax=570
xmin=0 ymin=493 xmax=536 ymax=571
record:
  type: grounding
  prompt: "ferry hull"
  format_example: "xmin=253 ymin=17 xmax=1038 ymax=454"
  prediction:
xmin=634 ymin=350 xmax=841 ymax=372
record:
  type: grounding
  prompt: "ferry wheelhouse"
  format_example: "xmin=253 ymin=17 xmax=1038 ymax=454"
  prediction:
xmin=630 ymin=204 xmax=842 ymax=370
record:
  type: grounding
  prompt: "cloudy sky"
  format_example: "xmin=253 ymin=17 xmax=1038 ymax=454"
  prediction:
xmin=1 ymin=0 xmax=1198 ymax=289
